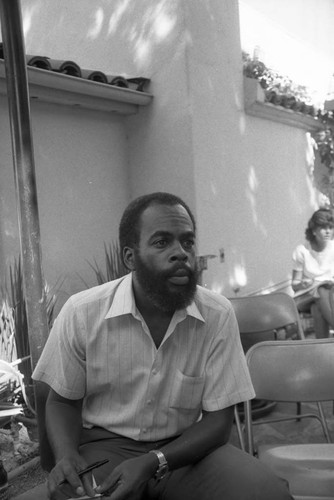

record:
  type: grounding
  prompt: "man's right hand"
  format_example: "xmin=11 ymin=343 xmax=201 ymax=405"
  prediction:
xmin=47 ymin=452 xmax=96 ymax=499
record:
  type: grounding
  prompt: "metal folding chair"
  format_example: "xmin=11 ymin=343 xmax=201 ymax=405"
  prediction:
xmin=230 ymin=292 xmax=305 ymax=449
xmin=245 ymin=339 xmax=334 ymax=499
xmin=229 ymin=292 xmax=305 ymax=352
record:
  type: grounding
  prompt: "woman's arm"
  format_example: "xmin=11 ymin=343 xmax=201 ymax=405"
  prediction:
xmin=291 ymin=269 xmax=314 ymax=293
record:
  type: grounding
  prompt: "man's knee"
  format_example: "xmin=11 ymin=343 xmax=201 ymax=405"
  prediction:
xmin=160 ymin=444 xmax=293 ymax=500
xmin=203 ymin=444 xmax=292 ymax=499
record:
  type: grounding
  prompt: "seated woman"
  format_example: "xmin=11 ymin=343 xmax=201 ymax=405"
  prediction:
xmin=292 ymin=208 xmax=334 ymax=338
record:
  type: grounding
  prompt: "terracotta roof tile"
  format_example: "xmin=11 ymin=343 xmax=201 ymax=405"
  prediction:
xmin=0 ymin=43 xmax=150 ymax=92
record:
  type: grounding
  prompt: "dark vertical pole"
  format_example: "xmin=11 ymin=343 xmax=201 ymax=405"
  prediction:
xmin=0 ymin=0 xmax=49 ymax=414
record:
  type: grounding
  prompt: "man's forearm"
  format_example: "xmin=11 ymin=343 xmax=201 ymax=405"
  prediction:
xmin=159 ymin=407 xmax=234 ymax=470
xmin=46 ymin=391 xmax=83 ymax=462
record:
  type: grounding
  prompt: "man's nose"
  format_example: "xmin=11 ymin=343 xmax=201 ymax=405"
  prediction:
xmin=170 ymin=243 xmax=188 ymax=261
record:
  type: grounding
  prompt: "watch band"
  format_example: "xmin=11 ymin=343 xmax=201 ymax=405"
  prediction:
xmin=149 ymin=449 xmax=169 ymax=480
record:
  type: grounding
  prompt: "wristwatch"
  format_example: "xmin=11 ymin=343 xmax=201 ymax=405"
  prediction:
xmin=149 ymin=449 xmax=169 ymax=480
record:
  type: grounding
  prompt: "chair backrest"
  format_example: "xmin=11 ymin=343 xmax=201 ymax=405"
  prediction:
xmin=230 ymin=292 xmax=305 ymax=351
xmin=246 ymin=338 xmax=334 ymax=403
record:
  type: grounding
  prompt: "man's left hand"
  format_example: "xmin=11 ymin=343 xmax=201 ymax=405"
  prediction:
xmin=95 ymin=454 xmax=158 ymax=499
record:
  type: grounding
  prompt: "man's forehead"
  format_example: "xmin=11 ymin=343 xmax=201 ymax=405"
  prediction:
xmin=140 ymin=203 xmax=194 ymax=232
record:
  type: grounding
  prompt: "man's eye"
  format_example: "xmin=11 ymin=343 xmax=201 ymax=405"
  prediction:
xmin=154 ymin=240 xmax=167 ymax=247
xmin=183 ymin=240 xmax=195 ymax=250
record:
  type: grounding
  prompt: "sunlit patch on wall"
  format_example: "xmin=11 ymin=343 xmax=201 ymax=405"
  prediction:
xmin=305 ymin=133 xmax=315 ymax=174
xmin=210 ymin=181 xmax=217 ymax=196
xmin=22 ymin=4 xmax=39 ymax=38
xmin=135 ymin=38 xmax=150 ymax=65
xmin=246 ymin=165 xmax=267 ymax=237
xmin=153 ymin=11 xmax=176 ymax=40
xmin=229 ymin=263 xmax=248 ymax=295
xmin=4 ymin=220 xmax=17 ymax=239
xmin=304 ymin=132 xmax=328 ymax=209
xmin=246 ymin=165 xmax=258 ymax=224
xmin=108 ymin=0 xmax=131 ymax=36
xmin=248 ymin=165 xmax=258 ymax=192
xmin=87 ymin=8 xmax=104 ymax=40
xmin=239 ymin=115 xmax=246 ymax=134
xmin=210 ymin=281 xmax=224 ymax=295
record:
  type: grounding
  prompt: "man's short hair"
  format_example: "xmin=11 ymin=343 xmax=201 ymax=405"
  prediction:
xmin=119 ymin=192 xmax=196 ymax=254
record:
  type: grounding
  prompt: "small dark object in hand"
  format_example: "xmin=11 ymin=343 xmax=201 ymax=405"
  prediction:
xmin=58 ymin=459 xmax=109 ymax=486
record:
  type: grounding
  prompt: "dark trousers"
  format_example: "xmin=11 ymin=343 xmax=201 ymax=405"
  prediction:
xmin=79 ymin=427 xmax=293 ymax=500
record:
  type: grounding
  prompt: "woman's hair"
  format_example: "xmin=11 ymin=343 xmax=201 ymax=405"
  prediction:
xmin=305 ymin=208 xmax=334 ymax=242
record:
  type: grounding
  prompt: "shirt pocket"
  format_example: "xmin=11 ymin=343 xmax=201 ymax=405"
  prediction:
xmin=169 ymin=369 xmax=205 ymax=410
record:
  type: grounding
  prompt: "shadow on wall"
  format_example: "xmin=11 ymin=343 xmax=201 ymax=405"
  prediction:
xmin=21 ymin=0 xmax=180 ymax=74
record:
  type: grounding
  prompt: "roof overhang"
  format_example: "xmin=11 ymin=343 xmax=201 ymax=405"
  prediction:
xmin=0 ymin=59 xmax=153 ymax=115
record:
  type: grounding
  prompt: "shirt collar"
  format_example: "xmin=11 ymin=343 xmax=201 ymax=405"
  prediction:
xmin=105 ymin=273 xmax=137 ymax=319
xmin=105 ymin=272 xmax=205 ymax=323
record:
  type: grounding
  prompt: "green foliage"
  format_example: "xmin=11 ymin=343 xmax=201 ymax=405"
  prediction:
xmin=0 ymin=300 xmax=16 ymax=362
xmin=4 ymin=257 xmax=57 ymax=387
xmin=315 ymin=128 xmax=334 ymax=169
xmin=8 ymin=258 xmax=29 ymax=366
xmin=85 ymin=241 xmax=129 ymax=286
xmin=242 ymin=51 xmax=314 ymax=107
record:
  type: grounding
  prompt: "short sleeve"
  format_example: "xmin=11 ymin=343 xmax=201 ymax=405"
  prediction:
xmin=32 ymin=297 xmax=87 ymax=399
xmin=202 ymin=304 xmax=255 ymax=411
xmin=292 ymin=244 xmax=306 ymax=272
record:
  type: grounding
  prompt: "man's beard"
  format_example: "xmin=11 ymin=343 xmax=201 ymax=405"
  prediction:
xmin=133 ymin=252 xmax=198 ymax=313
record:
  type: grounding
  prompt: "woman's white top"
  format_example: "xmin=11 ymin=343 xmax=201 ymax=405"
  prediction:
xmin=292 ymin=240 xmax=334 ymax=297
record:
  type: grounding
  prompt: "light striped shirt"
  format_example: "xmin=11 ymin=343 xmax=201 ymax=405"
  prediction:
xmin=32 ymin=273 xmax=255 ymax=441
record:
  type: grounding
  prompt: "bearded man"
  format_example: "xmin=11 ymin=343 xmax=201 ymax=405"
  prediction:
xmin=32 ymin=192 xmax=293 ymax=500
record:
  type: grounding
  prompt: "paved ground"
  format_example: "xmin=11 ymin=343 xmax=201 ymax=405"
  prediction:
xmin=230 ymin=400 xmax=334 ymax=449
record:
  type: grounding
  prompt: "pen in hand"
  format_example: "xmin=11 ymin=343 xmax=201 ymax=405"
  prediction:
xmin=58 ymin=459 xmax=109 ymax=486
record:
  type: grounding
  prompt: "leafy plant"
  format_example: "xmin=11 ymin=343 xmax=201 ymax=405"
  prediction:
xmin=0 ymin=300 xmax=17 ymax=363
xmin=4 ymin=257 xmax=58 ymax=400
xmin=83 ymin=241 xmax=129 ymax=287
xmin=242 ymin=51 xmax=317 ymax=111
xmin=313 ymin=122 xmax=334 ymax=206
xmin=315 ymin=128 xmax=334 ymax=169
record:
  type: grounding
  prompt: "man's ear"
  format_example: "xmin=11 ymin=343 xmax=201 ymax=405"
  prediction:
xmin=123 ymin=246 xmax=135 ymax=271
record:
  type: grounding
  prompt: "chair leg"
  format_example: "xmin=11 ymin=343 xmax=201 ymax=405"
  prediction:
xmin=296 ymin=401 xmax=302 ymax=422
xmin=317 ymin=402 xmax=332 ymax=443
xmin=233 ymin=406 xmax=245 ymax=451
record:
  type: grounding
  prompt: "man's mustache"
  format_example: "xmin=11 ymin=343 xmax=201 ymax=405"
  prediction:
xmin=164 ymin=263 xmax=198 ymax=279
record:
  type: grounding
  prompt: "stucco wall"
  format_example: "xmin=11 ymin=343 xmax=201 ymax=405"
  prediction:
xmin=1 ymin=0 xmax=333 ymax=302
xmin=0 ymin=96 xmax=129 ymax=308
xmin=183 ymin=0 xmax=322 ymax=295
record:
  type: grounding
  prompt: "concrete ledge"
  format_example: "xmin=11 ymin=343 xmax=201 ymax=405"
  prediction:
xmin=0 ymin=60 xmax=153 ymax=115
xmin=244 ymin=77 xmax=323 ymax=132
